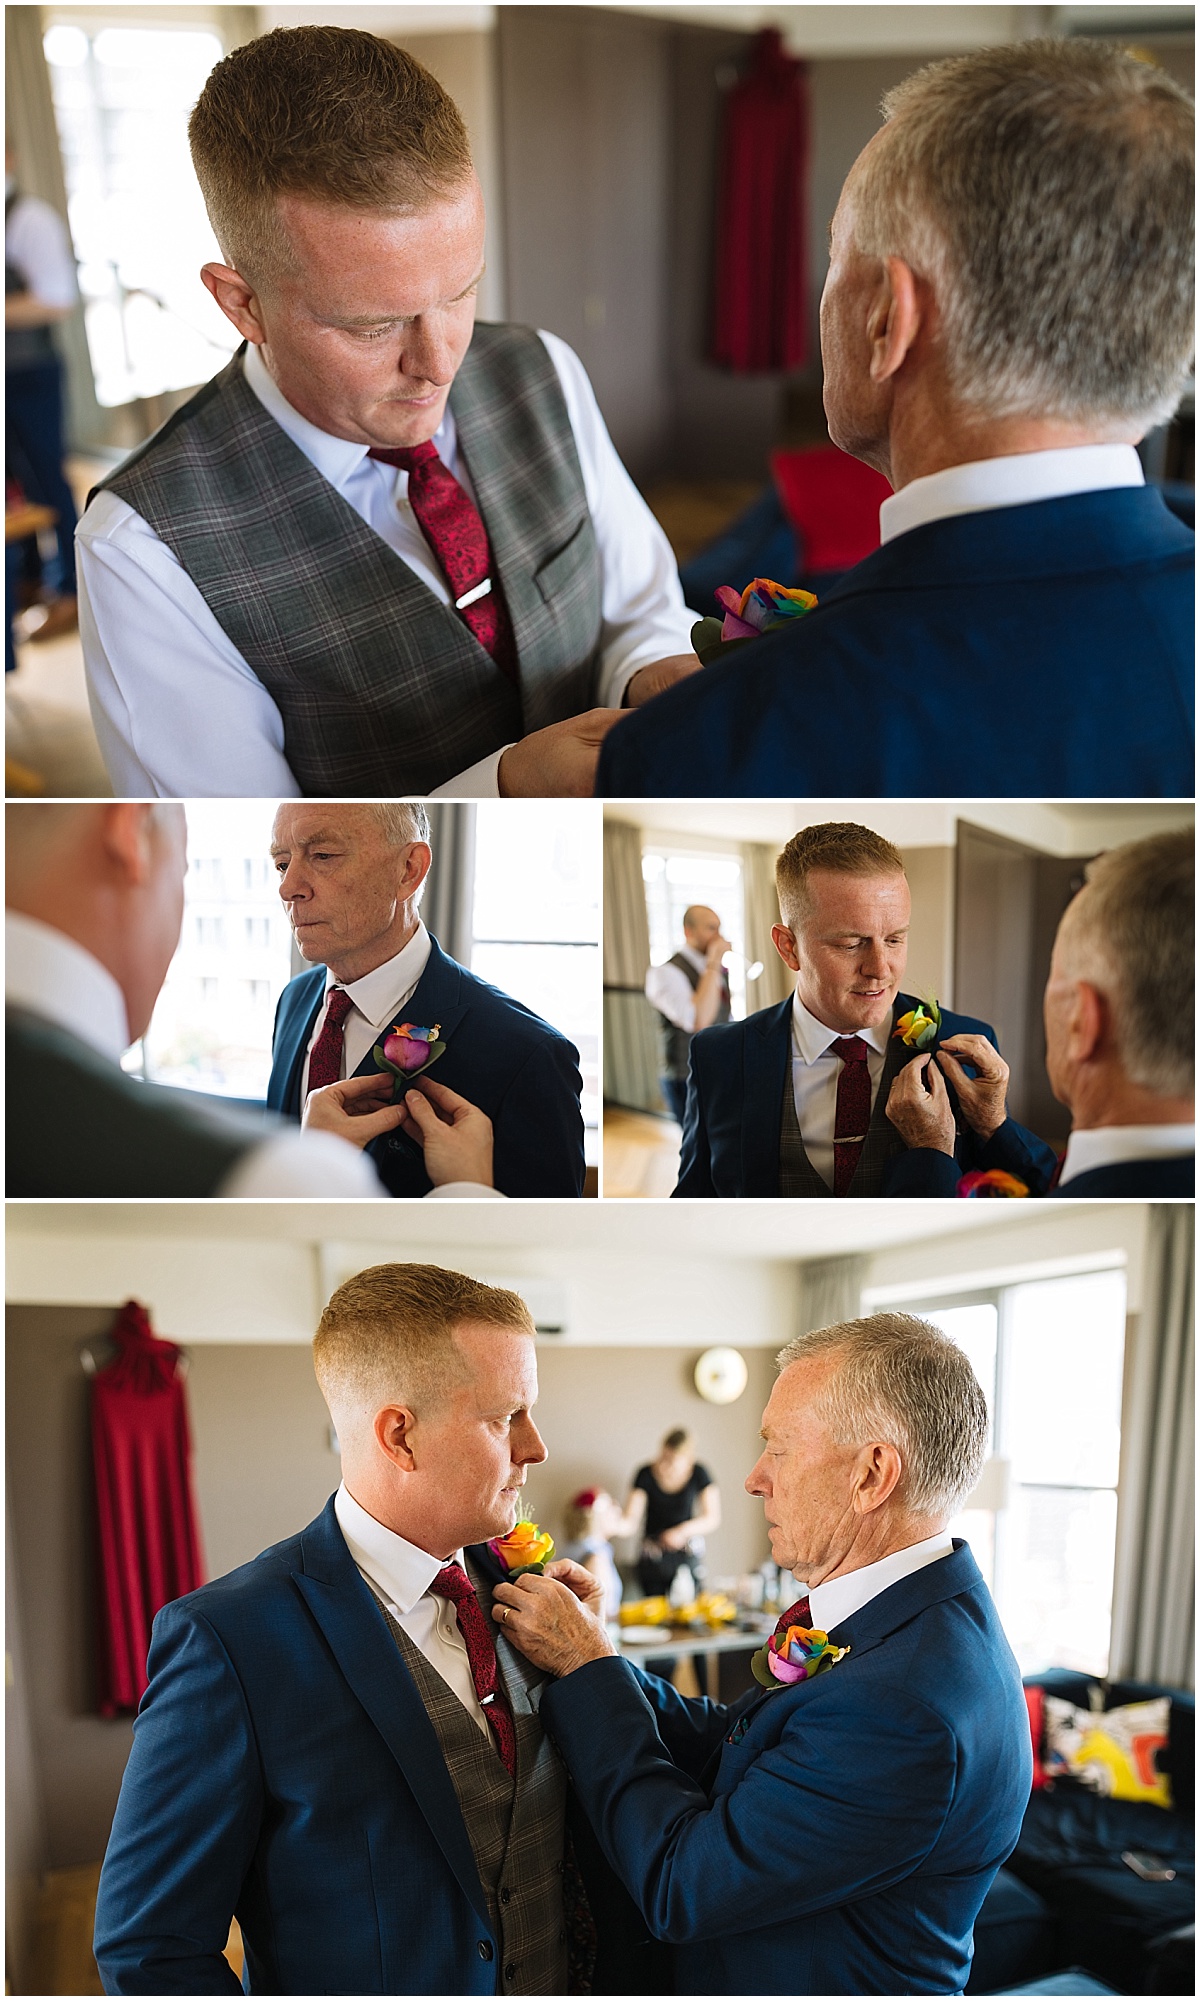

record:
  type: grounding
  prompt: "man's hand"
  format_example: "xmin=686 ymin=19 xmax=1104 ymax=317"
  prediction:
xmin=623 ymin=654 xmax=703 ymax=707
xmin=498 ymin=710 xmax=624 ymax=797
xmin=492 ymin=1571 xmax=616 ymax=1677
xmin=705 ymin=932 xmax=732 ymax=968
xmin=936 ymin=1035 xmax=1010 ymax=1140
xmin=301 ymin=1072 xmax=406 ymax=1149
xmin=394 ymin=1076 xmax=494 ymax=1187
xmin=543 ymin=1557 xmax=609 ymax=1620
xmin=886 ymin=1052 xmax=957 ymax=1155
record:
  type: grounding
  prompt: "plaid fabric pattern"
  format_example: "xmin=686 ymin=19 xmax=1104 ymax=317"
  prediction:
xmin=778 ymin=1011 xmax=909 ymax=1197
xmin=96 ymin=325 xmax=603 ymax=795
xmin=367 ymin=1569 xmax=570 ymax=1996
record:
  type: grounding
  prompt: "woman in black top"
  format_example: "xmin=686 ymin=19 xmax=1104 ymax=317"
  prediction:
xmin=618 ymin=1427 xmax=722 ymax=1599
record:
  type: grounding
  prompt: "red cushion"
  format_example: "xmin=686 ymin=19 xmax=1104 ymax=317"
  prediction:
xmin=1025 ymin=1682 xmax=1048 ymax=1790
xmin=770 ymin=444 xmax=893 ymax=571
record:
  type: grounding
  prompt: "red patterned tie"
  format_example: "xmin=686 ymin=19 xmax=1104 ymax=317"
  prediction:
xmin=831 ymin=1035 xmax=872 ymax=1196
xmin=368 ymin=442 xmax=517 ymax=682
xmin=775 ymin=1593 xmax=813 ymax=1635
xmin=429 ymin=1562 xmax=517 ymax=1777
xmin=304 ymin=987 xmax=355 ymax=1097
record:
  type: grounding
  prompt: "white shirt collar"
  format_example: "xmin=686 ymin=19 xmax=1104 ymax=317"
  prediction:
xmin=878 ymin=443 xmax=1144 ymax=546
xmin=334 ymin=1482 xmax=462 ymax=1613
xmin=804 ymin=1530 xmax=954 ymax=1633
xmin=242 ymin=341 xmax=458 ymax=494
xmin=790 ymin=989 xmax=892 ymax=1066
xmin=6 ymin=909 xmax=131 ymax=1060
xmin=1060 ymin=1122 xmax=1195 ymax=1185
xmin=327 ymin=920 xmax=433 ymax=1031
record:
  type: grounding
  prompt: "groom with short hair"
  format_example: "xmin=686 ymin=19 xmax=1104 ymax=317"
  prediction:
xmin=493 ymin=1313 xmax=1032 ymax=1995
xmin=674 ymin=820 xmax=1054 ymax=1197
xmin=94 ymin=1262 xmax=658 ymax=1995
xmin=598 ymin=38 xmax=1194 ymax=798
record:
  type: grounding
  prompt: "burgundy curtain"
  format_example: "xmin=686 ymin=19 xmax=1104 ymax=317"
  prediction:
xmin=91 ymin=1299 xmax=206 ymax=1716
xmin=711 ymin=29 xmax=810 ymax=373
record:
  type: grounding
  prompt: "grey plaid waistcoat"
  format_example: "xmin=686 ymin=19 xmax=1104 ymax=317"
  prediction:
xmin=95 ymin=323 xmax=603 ymax=795
xmin=656 ymin=952 xmax=731 ymax=1081
xmin=367 ymin=1569 xmax=569 ymax=1996
xmin=778 ymin=1020 xmax=909 ymax=1197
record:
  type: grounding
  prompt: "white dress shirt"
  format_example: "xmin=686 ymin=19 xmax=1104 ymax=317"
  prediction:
xmin=878 ymin=442 xmax=1144 ymax=546
xmin=5 ymin=192 xmax=78 ymax=309
xmin=790 ymin=992 xmax=891 ymax=1190
xmin=5 ymin=910 xmax=381 ymax=1197
xmin=78 ymin=331 xmax=696 ymax=798
xmin=644 ymin=943 xmax=710 ymax=1033
xmin=334 ymin=1483 xmax=492 ymax=1738
xmin=1059 ymin=1122 xmax=1195 ymax=1187
xmin=802 ymin=1530 xmax=954 ymax=1633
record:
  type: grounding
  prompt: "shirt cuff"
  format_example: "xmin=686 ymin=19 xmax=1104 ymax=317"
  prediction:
xmin=429 ymin=749 xmax=507 ymax=798
xmin=424 ymin=1181 xmax=507 ymax=1200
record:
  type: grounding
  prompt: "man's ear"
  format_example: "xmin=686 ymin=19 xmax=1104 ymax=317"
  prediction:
xmin=402 ymin=842 xmax=434 ymax=902
xmin=374 ymin=1403 xmax=419 ymax=1473
xmin=868 ymin=256 xmax=923 ymax=386
xmin=1070 ymin=981 xmax=1109 ymax=1066
xmin=852 ymin=1440 xmax=904 ymax=1515
xmin=772 ymin=923 xmax=802 ymax=974
xmin=100 ymin=803 xmax=158 ymax=889
xmin=200 ymin=262 xmax=269 ymax=345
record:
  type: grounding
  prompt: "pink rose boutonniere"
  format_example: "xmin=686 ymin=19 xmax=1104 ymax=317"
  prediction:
xmin=750 ymin=1621 xmax=849 ymax=1690
xmin=372 ymin=1020 xmax=446 ymax=1100
xmin=691 ymin=577 xmax=818 ymax=667
xmin=489 ymin=1520 xmax=555 ymax=1580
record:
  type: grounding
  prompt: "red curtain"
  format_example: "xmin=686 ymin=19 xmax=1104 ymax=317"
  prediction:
xmin=91 ymin=1299 xmax=206 ymax=1716
xmin=711 ymin=29 xmax=810 ymax=374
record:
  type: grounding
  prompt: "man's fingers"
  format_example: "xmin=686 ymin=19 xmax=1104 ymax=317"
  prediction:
xmin=926 ymin=1058 xmax=950 ymax=1105
xmin=402 ymin=1089 xmax=442 ymax=1135
xmin=411 ymin=1075 xmax=478 ymax=1121
xmin=939 ymin=1034 xmax=1000 ymax=1073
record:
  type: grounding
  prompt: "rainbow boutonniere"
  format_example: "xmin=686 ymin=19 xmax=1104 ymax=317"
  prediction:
xmin=751 ymin=1621 xmax=849 ymax=1690
xmin=957 ymin=1169 xmax=1030 ymax=1199
xmin=892 ymin=997 xmax=942 ymax=1052
xmin=691 ymin=577 xmax=818 ymax=666
xmin=372 ymin=1020 xmax=446 ymax=1099
xmin=489 ymin=1519 xmax=555 ymax=1580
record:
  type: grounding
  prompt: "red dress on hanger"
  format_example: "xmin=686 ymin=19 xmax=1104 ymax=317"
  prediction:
xmin=91 ymin=1299 xmax=205 ymax=1715
xmin=711 ymin=28 xmax=810 ymax=373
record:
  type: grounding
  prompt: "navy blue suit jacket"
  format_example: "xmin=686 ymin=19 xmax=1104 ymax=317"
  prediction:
xmin=889 ymin=1134 xmax=1195 ymax=1198
xmin=675 ymin=992 xmax=1056 ymax=1197
xmin=95 ymin=1501 xmax=513 ymax=1994
xmin=541 ymin=1541 xmax=1032 ymax=1994
xmin=596 ymin=489 xmax=1194 ymax=798
xmin=266 ymin=937 xmax=585 ymax=1197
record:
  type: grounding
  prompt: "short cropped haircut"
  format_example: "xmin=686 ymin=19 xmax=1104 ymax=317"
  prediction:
xmin=313 ymin=1263 xmax=534 ymax=1422
xmin=851 ymin=39 xmax=1194 ymax=429
xmin=777 ymin=1313 xmax=989 ymax=1518
xmin=775 ymin=823 xmax=905 ymax=928
xmin=189 ymin=26 xmax=473 ymax=282
xmin=372 ymin=803 xmax=431 ymax=847
xmin=1058 ymin=829 xmax=1194 ymax=1096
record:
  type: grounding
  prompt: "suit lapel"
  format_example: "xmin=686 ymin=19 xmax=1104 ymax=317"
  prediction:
xmin=743 ymin=999 xmax=795 ymax=1197
xmin=348 ymin=939 xmax=474 ymax=1084
xmin=291 ymin=1503 xmax=491 ymax=1931
xmin=274 ymin=975 xmax=325 ymax=1118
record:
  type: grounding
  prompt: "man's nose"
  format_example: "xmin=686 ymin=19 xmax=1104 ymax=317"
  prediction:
xmin=515 ymin=1415 xmax=548 ymax=1466
xmin=745 ymin=1456 xmax=767 ymax=1496
xmin=859 ymin=939 xmax=889 ymax=976
xmin=399 ymin=316 xmax=456 ymax=386
xmin=277 ymin=860 xmax=308 ymax=903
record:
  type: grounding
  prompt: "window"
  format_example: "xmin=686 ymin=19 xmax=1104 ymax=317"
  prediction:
xmin=903 ymin=1269 xmax=1127 ymax=1676
xmin=127 ymin=802 xmax=293 ymax=1097
xmin=471 ymin=801 xmax=601 ymax=1155
xmin=42 ymin=15 xmax=239 ymax=407
xmin=642 ymin=846 xmax=758 ymax=1019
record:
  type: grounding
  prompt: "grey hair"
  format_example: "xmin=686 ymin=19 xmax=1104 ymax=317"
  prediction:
xmin=776 ymin=1314 xmax=988 ymax=1518
xmin=1057 ymin=829 xmax=1194 ymax=1097
xmin=370 ymin=803 xmax=430 ymax=847
xmin=851 ymin=38 xmax=1195 ymax=429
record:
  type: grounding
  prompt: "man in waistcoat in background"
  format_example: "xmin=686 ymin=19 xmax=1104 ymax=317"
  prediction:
xmin=94 ymin=1264 xmax=663 ymax=1995
xmin=644 ymin=905 xmax=731 ymax=1124
xmin=76 ymin=26 xmax=698 ymax=799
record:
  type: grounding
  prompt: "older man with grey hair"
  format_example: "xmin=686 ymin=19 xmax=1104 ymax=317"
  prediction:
xmin=494 ymin=1311 xmax=1032 ymax=1994
xmin=599 ymin=37 xmax=1194 ymax=799
xmin=891 ymin=827 xmax=1195 ymax=1196
xmin=266 ymin=800 xmax=586 ymax=1196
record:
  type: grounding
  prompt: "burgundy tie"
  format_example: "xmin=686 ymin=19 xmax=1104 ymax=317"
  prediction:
xmin=429 ymin=1562 xmax=517 ymax=1777
xmin=776 ymin=1593 xmax=813 ymax=1635
xmin=305 ymin=988 xmax=355 ymax=1097
xmin=831 ymin=1035 xmax=872 ymax=1197
xmin=368 ymin=441 xmax=517 ymax=681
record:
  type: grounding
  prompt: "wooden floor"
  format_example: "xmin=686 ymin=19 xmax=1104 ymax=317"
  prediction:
xmin=7 ymin=456 xmax=113 ymax=799
xmin=602 ymin=1105 xmax=681 ymax=1199
xmin=23 ymin=1861 xmax=243 ymax=1996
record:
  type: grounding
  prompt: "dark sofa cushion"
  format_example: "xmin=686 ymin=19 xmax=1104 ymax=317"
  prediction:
xmin=967 ymin=1867 xmax=1055 ymax=1993
xmin=1028 ymin=1672 xmax=1194 ymax=1820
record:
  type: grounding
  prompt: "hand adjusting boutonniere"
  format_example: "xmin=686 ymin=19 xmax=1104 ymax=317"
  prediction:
xmin=489 ymin=1520 xmax=555 ymax=1580
xmin=892 ymin=995 xmax=942 ymax=1051
xmin=751 ymin=1621 xmax=849 ymax=1690
xmin=956 ymin=1169 xmax=1031 ymax=1199
xmin=372 ymin=1020 xmax=446 ymax=1100
xmin=691 ymin=577 xmax=818 ymax=667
